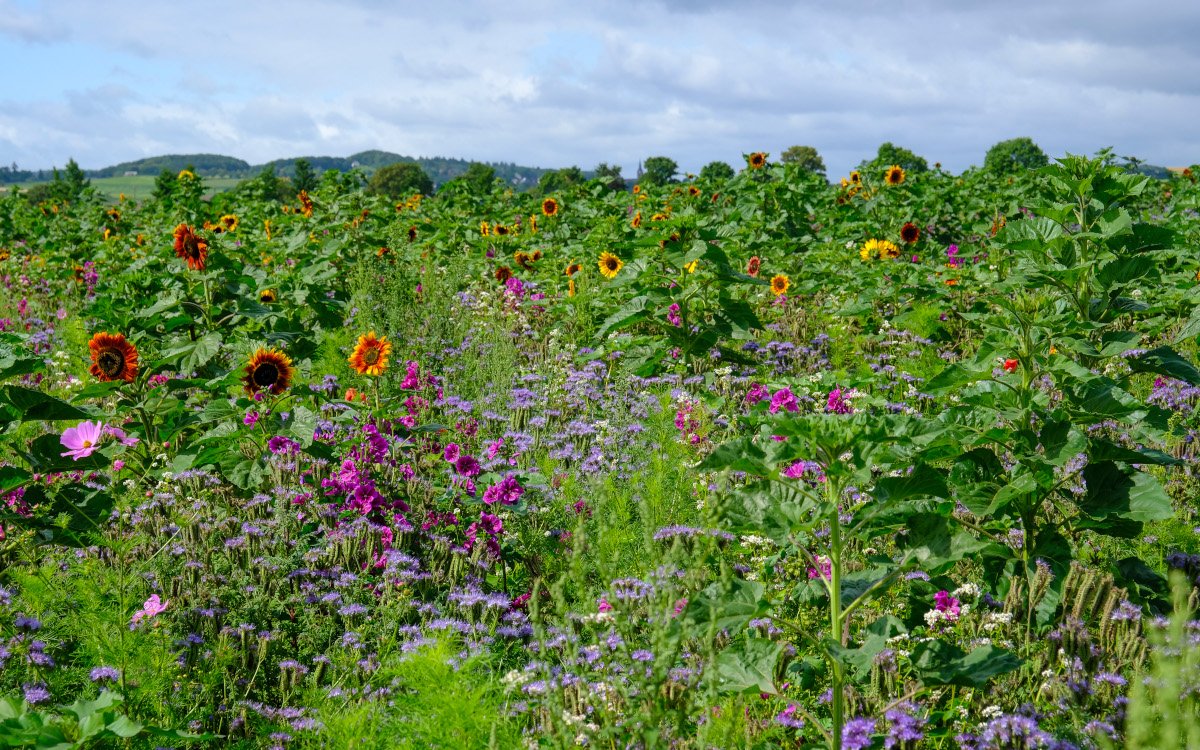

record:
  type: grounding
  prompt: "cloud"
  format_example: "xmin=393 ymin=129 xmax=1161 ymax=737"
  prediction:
xmin=0 ymin=0 xmax=1196 ymax=175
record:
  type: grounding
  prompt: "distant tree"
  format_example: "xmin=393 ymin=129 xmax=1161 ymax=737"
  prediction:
xmin=699 ymin=161 xmax=735 ymax=182
xmin=50 ymin=158 xmax=92 ymax=202
xmin=367 ymin=163 xmax=433 ymax=199
xmin=461 ymin=162 xmax=498 ymax=193
xmin=593 ymin=163 xmax=625 ymax=191
xmin=538 ymin=166 xmax=585 ymax=195
xmin=984 ymin=137 xmax=1049 ymax=174
xmin=864 ymin=142 xmax=929 ymax=175
xmin=640 ymin=156 xmax=679 ymax=187
xmin=292 ymin=158 xmax=318 ymax=193
xmin=780 ymin=145 xmax=826 ymax=176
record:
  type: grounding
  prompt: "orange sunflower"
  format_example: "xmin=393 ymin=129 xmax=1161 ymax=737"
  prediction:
xmin=348 ymin=332 xmax=392 ymax=377
xmin=900 ymin=222 xmax=921 ymax=244
xmin=495 ymin=266 xmax=514 ymax=283
xmin=88 ymin=332 xmax=139 ymax=383
xmin=748 ymin=152 xmax=767 ymax=169
xmin=598 ymin=252 xmax=623 ymax=279
xmin=542 ymin=198 xmax=560 ymax=217
xmin=770 ymin=274 xmax=790 ymax=296
xmin=244 ymin=348 xmax=294 ymax=395
xmin=172 ymin=223 xmax=208 ymax=271
xmin=564 ymin=261 xmax=582 ymax=277
xmin=885 ymin=165 xmax=905 ymax=186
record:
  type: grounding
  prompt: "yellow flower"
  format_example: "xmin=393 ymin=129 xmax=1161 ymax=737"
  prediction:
xmin=178 ymin=169 xmax=196 ymax=181
xmin=598 ymin=252 xmax=623 ymax=279
xmin=480 ymin=221 xmax=490 ymax=237
xmin=770 ymin=274 xmax=789 ymax=296
xmin=683 ymin=259 xmax=699 ymax=273
xmin=885 ymin=165 xmax=905 ymax=186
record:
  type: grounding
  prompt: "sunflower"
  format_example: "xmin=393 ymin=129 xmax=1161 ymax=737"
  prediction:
xmin=88 ymin=332 xmax=138 ymax=383
xmin=688 ymin=185 xmax=701 ymax=197
xmin=748 ymin=152 xmax=767 ymax=169
xmin=746 ymin=256 xmax=761 ymax=277
xmin=348 ymin=332 xmax=392 ymax=377
xmin=106 ymin=208 xmax=121 ymax=223
xmin=495 ymin=266 xmax=514 ymax=283
xmin=900 ymin=222 xmax=920 ymax=244
xmin=849 ymin=170 xmax=862 ymax=185
xmin=480 ymin=221 xmax=490 ymax=236
xmin=631 ymin=212 xmax=642 ymax=229
xmin=564 ymin=262 xmax=582 ymax=277
xmin=220 ymin=214 xmax=239 ymax=232
xmin=770 ymin=274 xmax=789 ymax=296
xmin=407 ymin=226 xmax=418 ymax=242
xmin=542 ymin=198 xmax=559 ymax=217
xmin=514 ymin=251 xmax=534 ymax=270
xmin=494 ymin=223 xmax=510 ymax=236
xmin=259 ymin=289 xmax=277 ymax=303
xmin=597 ymin=252 xmax=623 ymax=279
xmin=244 ymin=348 xmax=294 ymax=395
xmin=632 ymin=185 xmax=641 ymax=195
xmin=885 ymin=165 xmax=905 ymax=186
xmin=298 ymin=190 xmax=314 ymax=218
xmin=172 ymin=223 xmax=208 ymax=271
xmin=177 ymin=169 xmax=196 ymax=181
xmin=881 ymin=240 xmax=901 ymax=259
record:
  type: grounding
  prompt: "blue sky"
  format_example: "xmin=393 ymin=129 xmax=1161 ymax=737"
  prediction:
xmin=0 ymin=0 xmax=1197 ymax=176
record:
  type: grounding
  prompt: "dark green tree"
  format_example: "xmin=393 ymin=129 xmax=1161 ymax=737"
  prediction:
xmin=538 ymin=166 xmax=585 ymax=195
xmin=61 ymin=158 xmax=91 ymax=199
xmin=640 ymin=156 xmax=678 ymax=187
xmin=780 ymin=145 xmax=826 ymax=176
xmin=983 ymin=137 xmax=1049 ymax=174
xmin=461 ymin=162 xmax=498 ymax=193
xmin=152 ymin=168 xmax=177 ymax=205
xmin=367 ymin=162 xmax=433 ymax=199
xmin=292 ymin=158 xmax=318 ymax=193
xmin=864 ymin=142 xmax=929 ymax=174
xmin=593 ymin=163 xmax=626 ymax=191
xmin=698 ymin=161 xmax=735 ymax=182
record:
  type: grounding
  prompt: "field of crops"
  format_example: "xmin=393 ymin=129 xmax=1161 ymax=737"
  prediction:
xmin=0 ymin=156 xmax=1198 ymax=749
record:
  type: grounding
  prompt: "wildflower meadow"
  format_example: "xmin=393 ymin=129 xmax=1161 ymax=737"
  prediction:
xmin=1 ymin=151 xmax=1200 ymax=749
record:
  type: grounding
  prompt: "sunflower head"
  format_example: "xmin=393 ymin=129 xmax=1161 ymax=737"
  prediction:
xmin=748 ymin=152 xmax=767 ymax=169
xmin=514 ymin=251 xmax=534 ymax=270
xmin=494 ymin=223 xmax=510 ymax=236
xmin=900 ymin=222 xmax=921 ymax=244
xmin=885 ymin=165 xmax=905 ymax=186
xmin=244 ymin=348 xmax=294 ymax=395
xmin=259 ymin=289 xmax=277 ymax=304
xmin=565 ymin=262 xmax=582 ymax=277
xmin=348 ymin=332 xmax=392 ymax=377
xmin=770 ymin=274 xmax=790 ymax=296
xmin=688 ymin=186 xmax=701 ymax=197
xmin=881 ymin=240 xmax=901 ymax=259
xmin=408 ymin=226 xmax=418 ymax=242
xmin=850 ymin=170 xmax=862 ymax=185
xmin=480 ymin=221 xmax=490 ymax=236
xmin=631 ymin=212 xmax=642 ymax=229
xmin=598 ymin=252 xmax=624 ymax=279
xmin=220 ymin=214 xmax=239 ymax=232
xmin=88 ymin=332 xmax=139 ymax=383
xmin=542 ymin=198 xmax=560 ymax=217
xmin=746 ymin=256 xmax=761 ymax=277
xmin=172 ymin=224 xmax=208 ymax=271
xmin=495 ymin=266 xmax=514 ymax=283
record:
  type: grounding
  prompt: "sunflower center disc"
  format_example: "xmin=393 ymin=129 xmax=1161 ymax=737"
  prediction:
xmin=98 ymin=350 xmax=124 ymax=377
xmin=363 ymin=349 xmax=380 ymax=365
xmin=253 ymin=363 xmax=279 ymax=387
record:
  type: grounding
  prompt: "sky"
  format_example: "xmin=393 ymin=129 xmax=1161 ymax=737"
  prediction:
xmin=0 ymin=0 xmax=1197 ymax=177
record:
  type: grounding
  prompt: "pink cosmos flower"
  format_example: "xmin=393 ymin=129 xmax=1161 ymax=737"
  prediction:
xmin=60 ymin=421 xmax=104 ymax=460
xmin=104 ymin=426 xmax=139 ymax=446
xmin=130 ymin=594 xmax=169 ymax=629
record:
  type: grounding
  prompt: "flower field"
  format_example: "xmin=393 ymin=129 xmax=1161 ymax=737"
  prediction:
xmin=1 ymin=154 xmax=1199 ymax=748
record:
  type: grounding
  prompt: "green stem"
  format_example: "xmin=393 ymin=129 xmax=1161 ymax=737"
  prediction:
xmin=828 ymin=476 xmax=845 ymax=750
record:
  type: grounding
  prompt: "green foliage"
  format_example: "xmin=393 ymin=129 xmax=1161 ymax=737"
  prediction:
xmin=863 ymin=141 xmax=929 ymax=174
xmin=291 ymin=158 xmax=317 ymax=193
xmin=698 ymin=161 xmax=735 ymax=182
xmin=640 ymin=156 xmax=679 ymax=186
xmin=537 ymin=166 xmax=585 ymax=195
xmin=593 ymin=162 xmax=626 ymax=191
xmin=985 ymin=137 xmax=1050 ymax=174
xmin=367 ymin=162 xmax=433 ymax=200
xmin=780 ymin=145 xmax=826 ymax=176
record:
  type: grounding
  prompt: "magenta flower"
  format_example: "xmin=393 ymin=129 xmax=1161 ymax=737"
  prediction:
xmin=745 ymin=382 xmax=769 ymax=405
xmin=769 ymin=388 xmax=798 ymax=414
xmin=60 ymin=421 xmax=104 ymax=460
xmin=826 ymin=387 xmax=853 ymax=415
xmin=130 ymin=594 xmax=169 ymax=629
xmin=667 ymin=303 xmax=682 ymax=327
xmin=104 ymin=426 xmax=139 ymax=446
xmin=934 ymin=590 xmax=961 ymax=619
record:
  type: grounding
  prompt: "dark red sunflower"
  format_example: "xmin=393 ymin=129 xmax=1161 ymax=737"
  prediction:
xmin=172 ymin=224 xmax=208 ymax=271
xmin=88 ymin=332 xmax=139 ymax=383
xmin=243 ymin=348 xmax=294 ymax=396
xmin=900 ymin=222 xmax=921 ymax=244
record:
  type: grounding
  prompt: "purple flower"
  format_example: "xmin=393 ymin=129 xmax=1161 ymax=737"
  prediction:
xmin=90 ymin=666 xmax=121 ymax=683
xmin=60 ymin=420 xmax=104 ymax=459
xmin=826 ymin=387 xmax=853 ymax=414
xmin=769 ymin=388 xmax=798 ymax=414
xmin=454 ymin=455 xmax=481 ymax=477
xmin=482 ymin=473 xmax=524 ymax=506
xmin=745 ymin=382 xmax=768 ymax=405
xmin=842 ymin=717 xmax=876 ymax=750
xmin=667 ymin=303 xmax=682 ymax=327
xmin=775 ymin=703 xmax=805 ymax=729
xmin=443 ymin=442 xmax=461 ymax=463
xmin=22 ymin=683 xmax=50 ymax=705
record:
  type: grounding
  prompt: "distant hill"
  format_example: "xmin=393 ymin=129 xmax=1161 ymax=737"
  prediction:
xmin=77 ymin=150 xmax=552 ymax=188
xmin=90 ymin=153 xmax=252 ymax=178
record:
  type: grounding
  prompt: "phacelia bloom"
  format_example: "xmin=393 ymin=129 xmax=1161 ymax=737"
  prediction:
xmin=748 ymin=151 xmax=767 ymax=169
xmin=667 ymin=303 xmax=682 ymax=327
xmin=769 ymin=388 xmax=798 ymax=414
xmin=130 ymin=594 xmax=169 ymax=629
xmin=349 ymin=332 xmax=392 ymax=377
xmin=598 ymin=252 xmax=623 ymax=279
xmin=885 ymin=165 xmax=905 ymax=186
xmin=1002 ymin=358 xmax=1019 ymax=373
xmin=842 ymin=717 xmax=876 ymax=750
xmin=172 ymin=223 xmax=208 ymax=271
xmin=89 ymin=666 xmax=121 ymax=684
xmin=244 ymin=348 xmax=294 ymax=396
xmin=88 ymin=332 xmax=138 ymax=382
xmin=826 ymin=387 xmax=853 ymax=414
xmin=746 ymin=256 xmax=761 ymax=277
xmin=770 ymin=274 xmax=790 ymax=296
xmin=60 ymin=421 xmax=104 ymax=460
xmin=775 ymin=703 xmax=805 ymax=729
xmin=541 ymin=198 xmax=559 ymax=217
xmin=900 ymin=222 xmax=921 ymax=244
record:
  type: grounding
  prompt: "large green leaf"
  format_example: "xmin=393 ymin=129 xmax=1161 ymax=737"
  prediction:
xmin=910 ymin=641 xmax=1021 ymax=687
xmin=1080 ymin=461 xmax=1173 ymax=523
xmin=682 ymin=578 xmax=768 ymax=634
xmin=714 ymin=638 xmax=783 ymax=695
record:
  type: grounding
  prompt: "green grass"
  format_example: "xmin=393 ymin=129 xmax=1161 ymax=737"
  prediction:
xmin=1 ymin=175 xmax=244 ymax=202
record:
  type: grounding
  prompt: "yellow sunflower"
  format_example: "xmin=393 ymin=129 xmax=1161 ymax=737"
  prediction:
xmin=598 ymin=252 xmax=624 ymax=279
xmin=542 ymin=198 xmax=559 ymax=217
xmin=348 ymin=332 xmax=392 ymax=377
xmin=770 ymin=274 xmax=789 ymax=296
xmin=885 ymin=165 xmax=905 ymax=186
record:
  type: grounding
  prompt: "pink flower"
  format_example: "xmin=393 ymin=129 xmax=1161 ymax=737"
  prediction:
xmin=807 ymin=555 xmax=832 ymax=581
xmin=112 ymin=460 xmax=125 ymax=472
xmin=667 ymin=303 xmax=682 ymax=327
xmin=744 ymin=382 xmax=768 ymax=405
xmin=826 ymin=388 xmax=853 ymax=415
xmin=934 ymin=590 xmax=961 ymax=620
xmin=769 ymin=388 xmax=798 ymax=414
xmin=130 ymin=594 xmax=169 ymax=629
xmin=104 ymin=426 xmax=139 ymax=446
xmin=60 ymin=421 xmax=104 ymax=460
xmin=598 ymin=598 xmax=613 ymax=613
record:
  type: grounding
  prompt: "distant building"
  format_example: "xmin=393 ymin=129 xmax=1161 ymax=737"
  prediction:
xmin=124 ymin=170 xmax=138 ymax=176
